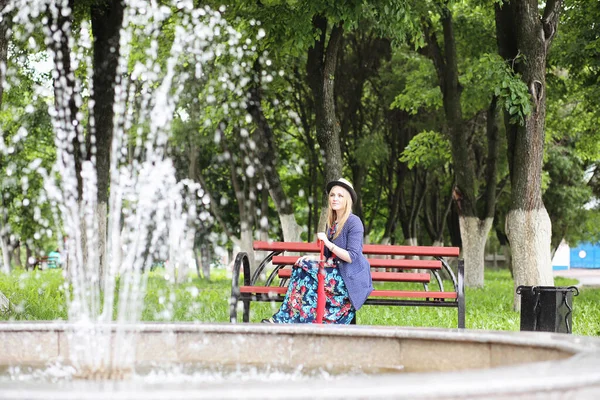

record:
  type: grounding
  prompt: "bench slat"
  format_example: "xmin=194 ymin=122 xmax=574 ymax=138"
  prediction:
xmin=370 ymin=290 xmax=457 ymax=299
xmin=239 ymin=286 xmax=457 ymax=299
xmin=253 ymin=240 xmax=459 ymax=258
xmin=253 ymin=241 xmax=320 ymax=252
xmin=277 ymin=269 xmax=430 ymax=283
xmin=364 ymin=244 xmax=459 ymax=258
xmin=271 ymin=256 xmax=441 ymax=270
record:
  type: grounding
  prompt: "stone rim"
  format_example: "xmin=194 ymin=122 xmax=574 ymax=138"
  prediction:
xmin=0 ymin=322 xmax=599 ymax=399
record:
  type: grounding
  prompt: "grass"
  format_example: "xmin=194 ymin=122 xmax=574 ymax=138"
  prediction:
xmin=1 ymin=267 xmax=599 ymax=336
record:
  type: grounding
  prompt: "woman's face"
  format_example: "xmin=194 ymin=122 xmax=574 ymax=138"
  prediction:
xmin=329 ymin=186 xmax=349 ymax=212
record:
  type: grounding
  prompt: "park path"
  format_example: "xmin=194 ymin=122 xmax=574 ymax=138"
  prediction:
xmin=554 ymin=268 xmax=600 ymax=288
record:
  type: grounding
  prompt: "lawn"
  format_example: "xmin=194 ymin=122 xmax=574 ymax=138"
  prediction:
xmin=1 ymin=267 xmax=598 ymax=336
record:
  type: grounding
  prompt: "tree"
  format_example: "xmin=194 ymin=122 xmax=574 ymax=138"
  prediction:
xmin=396 ymin=1 xmax=507 ymax=285
xmin=335 ymin=30 xmax=392 ymax=223
xmin=90 ymin=0 xmax=125 ymax=285
xmin=0 ymin=2 xmax=58 ymax=272
xmin=0 ymin=0 xmax=11 ymax=272
xmin=220 ymin=0 xmax=416 ymax=238
xmin=400 ymin=130 xmax=454 ymax=246
xmin=543 ymin=0 xmax=600 ymax=251
xmin=246 ymin=59 xmax=303 ymax=242
xmin=495 ymin=0 xmax=563 ymax=309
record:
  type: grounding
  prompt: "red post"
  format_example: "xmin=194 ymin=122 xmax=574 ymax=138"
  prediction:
xmin=315 ymin=240 xmax=325 ymax=324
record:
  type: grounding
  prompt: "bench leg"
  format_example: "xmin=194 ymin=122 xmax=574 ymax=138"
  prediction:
xmin=243 ymin=299 xmax=250 ymax=323
xmin=229 ymin=296 xmax=237 ymax=323
xmin=230 ymin=252 xmax=250 ymax=323
xmin=457 ymin=259 xmax=465 ymax=329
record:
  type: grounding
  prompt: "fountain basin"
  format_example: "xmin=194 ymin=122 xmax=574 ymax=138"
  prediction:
xmin=0 ymin=322 xmax=599 ymax=399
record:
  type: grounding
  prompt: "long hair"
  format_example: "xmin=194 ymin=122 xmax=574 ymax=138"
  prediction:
xmin=326 ymin=190 xmax=353 ymax=240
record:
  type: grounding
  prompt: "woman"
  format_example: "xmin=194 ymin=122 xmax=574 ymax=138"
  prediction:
xmin=262 ymin=178 xmax=373 ymax=324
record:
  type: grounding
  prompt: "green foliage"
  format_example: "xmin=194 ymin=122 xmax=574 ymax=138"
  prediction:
xmin=354 ymin=132 xmax=389 ymax=168
xmin=547 ymin=0 xmax=600 ymax=162
xmin=543 ymin=0 xmax=600 ymax=248
xmin=360 ymin=1 xmax=420 ymax=45
xmin=462 ymin=53 xmax=531 ymax=125
xmin=400 ymin=130 xmax=452 ymax=170
xmin=390 ymin=53 xmax=442 ymax=114
xmin=0 ymin=45 xmax=57 ymax=257
xmin=543 ymin=142 xmax=599 ymax=248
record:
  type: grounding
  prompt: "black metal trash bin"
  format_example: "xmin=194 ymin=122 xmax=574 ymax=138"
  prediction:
xmin=516 ymin=286 xmax=579 ymax=334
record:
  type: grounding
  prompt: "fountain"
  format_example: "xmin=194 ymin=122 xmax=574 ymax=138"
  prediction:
xmin=1 ymin=323 xmax=600 ymax=398
xmin=0 ymin=0 xmax=600 ymax=398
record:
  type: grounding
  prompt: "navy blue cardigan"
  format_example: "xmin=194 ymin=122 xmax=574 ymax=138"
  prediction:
xmin=325 ymin=213 xmax=373 ymax=310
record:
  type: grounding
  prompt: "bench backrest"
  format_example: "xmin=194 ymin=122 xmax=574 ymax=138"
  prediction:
xmin=253 ymin=241 xmax=459 ymax=271
xmin=253 ymin=241 xmax=459 ymax=257
xmin=270 ymin=255 xmax=442 ymax=270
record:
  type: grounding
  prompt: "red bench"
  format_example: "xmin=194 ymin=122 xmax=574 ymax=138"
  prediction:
xmin=230 ymin=241 xmax=465 ymax=328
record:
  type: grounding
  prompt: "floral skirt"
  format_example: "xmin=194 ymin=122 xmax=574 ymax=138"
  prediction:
xmin=270 ymin=257 xmax=355 ymax=324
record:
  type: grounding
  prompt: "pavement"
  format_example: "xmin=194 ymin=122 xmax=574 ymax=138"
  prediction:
xmin=553 ymin=268 xmax=600 ymax=288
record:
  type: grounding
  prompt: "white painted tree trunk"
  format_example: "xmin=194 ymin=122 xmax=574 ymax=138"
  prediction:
xmin=239 ymin=228 xmax=255 ymax=274
xmin=506 ymin=208 xmax=554 ymax=311
xmin=200 ymin=245 xmax=210 ymax=280
xmin=12 ymin=242 xmax=21 ymax=268
xmin=0 ymin=290 xmax=10 ymax=313
xmin=175 ymin=227 xmax=195 ymax=284
xmin=404 ymin=237 xmax=419 ymax=273
xmin=97 ymin=203 xmax=107 ymax=289
xmin=317 ymin=206 xmax=328 ymax=234
xmin=459 ymin=216 xmax=494 ymax=288
xmin=404 ymin=237 xmax=418 ymax=259
xmin=429 ymin=239 xmax=449 ymax=281
xmin=0 ymin=236 xmax=10 ymax=274
xmin=280 ymin=213 xmax=302 ymax=242
xmin=404 ymin=237 xmax=418 ymax=247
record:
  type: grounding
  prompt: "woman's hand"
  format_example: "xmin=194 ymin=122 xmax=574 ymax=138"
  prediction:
xmin=297 ymin=255 xmax=320 ymax=263
xmin=317 ymin=232 xmax=336 ymax=253
xmin=318 ymin=232 xmax=351 ymax=263
xmin=316 ymin=232 xmax=329 ymax=244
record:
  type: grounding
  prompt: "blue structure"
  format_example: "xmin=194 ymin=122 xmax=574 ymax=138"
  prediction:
xmin=569 ymin=242 xmax=600 ymax=269
xmin=47 ymin=250 xmax=62 ymax=268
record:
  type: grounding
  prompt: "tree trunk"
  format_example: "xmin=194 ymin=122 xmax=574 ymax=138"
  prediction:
xmin=200 ymin=243 xmax=210 ymax=280
xmin=405 ymin=237 xmax=418 ymax=247
xmin=398 ymin=170 xmax=426 ymax=246
xmin=422 ymin=7 xmax=500 ymax=287
xmin=307 ymin=15 xmax=344 ymax=185
xmin=424 ymin=179 xmax=453 ymax=244
xmin=48 ymin=0 xmax=85 ymax=199
xmin=47 ymin=0 xmax=86 ymax=285
xmin=91 ymin=0 xmax=124 ymax=286
xmin=507 ymin=209 xmax=553 ymax=309
xmin=25 ymin=244 xmax=33 ymax=270
xmin=382 ymin=109 xmax=411 ymax=244
xmin=502 ymin=244 xmax=513 ymax=278
xmin=12 ymin=241 xmax=21 ymax=268
xmin=0 ymin=289 xmax=10 ymax=313
xmin=0 ymin=0 xmax=10 ymax=274
xmin=495 ymin=0 xmax=563 ymax=309
xmin=404 ymin=238 xmax=419 ymax=271
xmin=0 ymin=235 xmax=9 ymax=273
xmin=0 ymin=0 xmax=8 ymax=103
xmin=460 ymin=216 xmax=494 ymax=287
xmin=247 ymin=62 xmax=302 ymax=242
